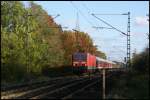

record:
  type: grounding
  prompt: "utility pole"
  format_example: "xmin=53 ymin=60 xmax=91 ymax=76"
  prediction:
xmin=127 ymin=12 xmax=131 ymax=69
xmin=73 ymin=12 xmax=81 ymax=52
xmin=76 ymin=12 xmax=80 ymax=31
xmin=91 ymin=12 xmax=131 ymax=99
xmin=91 ymin=12 xmax=131 ymax=68
xmin=76 ymin=12 xmax=80 ymax=50
xmin=146 ymin=14 xmax=149 ymax=44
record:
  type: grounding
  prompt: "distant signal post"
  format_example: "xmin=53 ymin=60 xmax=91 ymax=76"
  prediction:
xmin=102 ymin=68 xmax=106 ymax=99
xmin=96 ymin=57 xmax=116 ymax=99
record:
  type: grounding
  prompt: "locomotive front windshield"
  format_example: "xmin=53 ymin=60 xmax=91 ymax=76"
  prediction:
xmin=73 ymin=53 xmax=87 ymax=61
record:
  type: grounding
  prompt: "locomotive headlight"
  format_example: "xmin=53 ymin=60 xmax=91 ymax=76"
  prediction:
xmin=73 ymin=63 xmax=77 ymax=66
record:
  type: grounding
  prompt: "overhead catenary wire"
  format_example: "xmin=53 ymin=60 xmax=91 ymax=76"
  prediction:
xmin=70 ymin=1 xmax=100 ymax=49
xmin=70 ymin=2 xmax=127 ymax=62
xmin=93 ymin=26 xmax=113 ymax=29
xmin=81 ymin=2 xmax=105 ymax=31
xmin=81 ymin=2 xmax=127 ymax=36
xmin=108 ymin=56 xmax=125 ymax=61
xmin=80 ymin=2 xmax=126 ymax=52
xmin=81 ymin=2 xmax=91 ymax=13
xmin=91 ymin=14 xmax=127 ymax=36
xmin=93 ymin=13 xmax=128 ymax=15
xmin=70 ymin=1 xmax=95 ymax=28
xmin=80 ymin=2 xmax=115 ymax=50
xmin=70 ymin=1 xmax=123 ymax=39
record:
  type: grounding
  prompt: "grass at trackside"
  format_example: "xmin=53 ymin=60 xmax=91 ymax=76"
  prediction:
xmin=107 ymin=70 xmax=149 ymax=99
xmin=2 ymin=66 xmax=149 ymax=99
xmin=42 ymin=66 xmax=75 ymax=77
xmin=1 ymin=66 xmax=99 ymax=89
xmin=1 ymin=66 xmax=77 ymax=88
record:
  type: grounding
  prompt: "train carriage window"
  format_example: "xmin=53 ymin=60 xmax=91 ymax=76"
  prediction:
xmin=104 ymin=63 xmax=106 ymax=67
xmin=100 ymin=63 xmax=102 ymax=67
xmin=102 ymin=63 xmax=104 ymax=67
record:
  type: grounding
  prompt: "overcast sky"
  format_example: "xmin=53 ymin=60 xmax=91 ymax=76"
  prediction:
xmin=23 ymin=1 xmax=149 ymax=62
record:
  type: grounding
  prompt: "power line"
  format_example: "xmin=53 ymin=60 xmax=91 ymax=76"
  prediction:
xmin=76 ymin=12 xmax=80 ymax=31
xmin=91 ymin=14 xmax=127 ymax=36
xmin=112 ymin=47 xmax=126 ymax=53
xmin=82 ymin=3 xmax=127 ymax=36
xmin=93 ymin=13 xmax=128 ymax=15
xmin=81 ymin=2 xmax=103 ymax=32
xmin=81 ymin=2 xmax=91 ymax=13
xmin=70 ymin=1 xmax=95 ymax=28
xmin=93 ymin=26 xmax=113 ymax=29
xmin=91 ymin=12 xmax=131 ymax=68
xmin=70 ymin=1 xmax=100 ymax=52
xmin=80 ymin=2 xmax=113 ymax=52
xmin=70 ymin=2 xmax=130 ymax=64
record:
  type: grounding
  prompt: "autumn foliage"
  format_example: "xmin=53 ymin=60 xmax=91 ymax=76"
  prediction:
xmin=1 ymin=1 xmax=106 ymax=82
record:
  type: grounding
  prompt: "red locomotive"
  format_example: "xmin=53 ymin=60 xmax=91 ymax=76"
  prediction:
xmin=96 ymin=57 xmax=116 ymax=69
xmin=72 ymin=52 xmax=116 ymax=73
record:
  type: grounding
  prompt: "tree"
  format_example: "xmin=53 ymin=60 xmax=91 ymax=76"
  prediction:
xmin=1 ymin=1 xmax=51 ymax=81
xmin=1 ymin=1 xmax=30 ymax=81
xmin=29 ymin=2 xmax=65 ymax=67
xmin=1 ymin=1 xmax=107 ymax=82
xmin=131 ymin=47 xmax=149 ymax=73
xmin=61 ymin=30 xmax=106 ymax=66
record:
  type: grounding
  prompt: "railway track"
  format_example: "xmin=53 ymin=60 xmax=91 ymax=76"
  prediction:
xmin=61 ymin=79 xmax=101 ymax=99
xmin=33 ymin=76 xmax=100 ymax=99
xmin=1 ymin=71 xmax=123 ymax=99
xmin=64 ymin=70 xmax=125 ymax=99
xmin=1 ymin=76 xmax=79 ymax=99
xmin=1 ymin=75 xmax=99 ymax=99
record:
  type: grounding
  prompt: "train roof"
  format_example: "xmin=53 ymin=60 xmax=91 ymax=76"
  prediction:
xmin=96 ymin=57 xmax=116 ymax=64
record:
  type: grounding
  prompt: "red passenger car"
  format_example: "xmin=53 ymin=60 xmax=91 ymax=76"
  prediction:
xmin=96 ymin=57 xmax=115 ymax=69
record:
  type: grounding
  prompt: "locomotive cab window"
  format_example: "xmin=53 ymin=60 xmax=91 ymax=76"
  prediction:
xmin=75 ymin=64 xmax=78 ymax=66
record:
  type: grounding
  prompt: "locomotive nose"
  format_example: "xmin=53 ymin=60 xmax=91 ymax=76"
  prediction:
xmin=73 ymin=61 xmax=86 ymax=66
